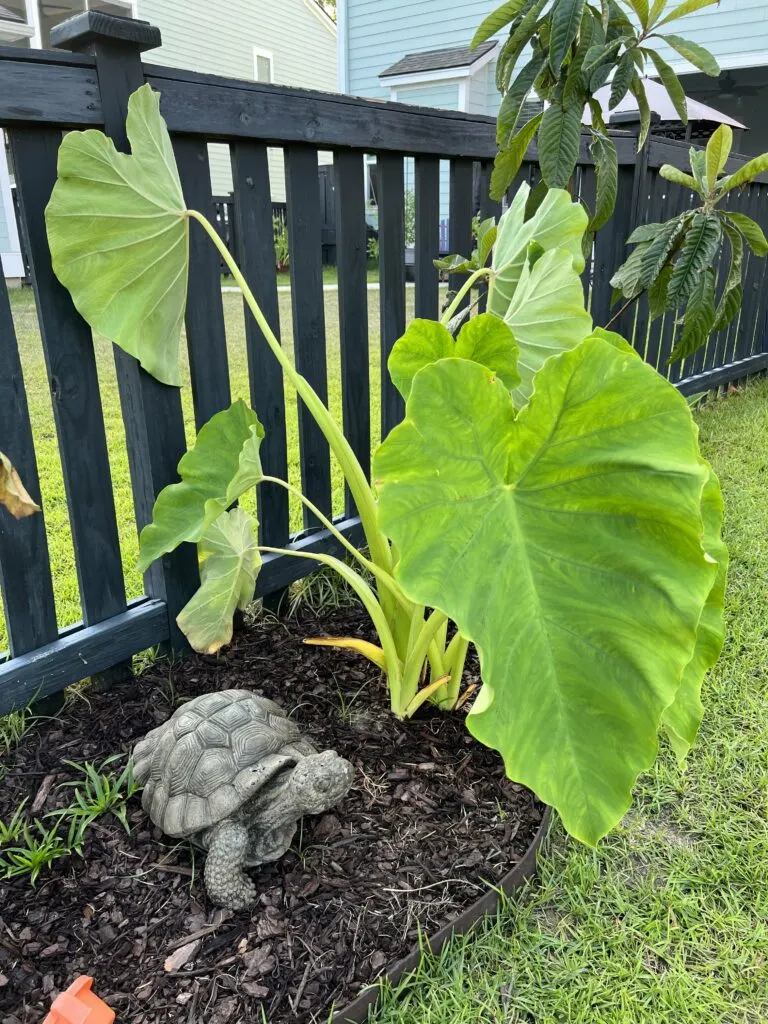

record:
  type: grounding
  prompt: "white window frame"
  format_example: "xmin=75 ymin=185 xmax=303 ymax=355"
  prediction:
xmin=0 ymin=0 xmax=34 ymax=44
xmin=9 ymin=0 xmax=137 ymax=49
xmin=253 ymin=46 xmax=275 ymax=84
xmin=303 ymin=0 xmax=336 ymax=37
xmin=364 ymin=154 xmax=376 ymax=205
xmin=0 ymin=141 xmax=24 ymax=279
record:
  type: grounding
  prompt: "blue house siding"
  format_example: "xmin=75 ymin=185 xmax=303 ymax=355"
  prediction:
xmin=343 ymin=0 xmax=768 ymax=228
xmin=343 ymin=0 xmax=768 ymax=111
xmin=344 ymin=0 xmax=501 ymax=99
xmin=468 ymin=62 xmax=501 ymax=117
xmin=654 ymin=0 xmax=768 ymax=73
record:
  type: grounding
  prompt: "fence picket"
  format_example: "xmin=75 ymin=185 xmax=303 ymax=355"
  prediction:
xmin=334 ymin=150 xmax=371 ymax=514
xmin=231 ymin=140 xmax=290 ymax=548
xmin=378 ymin=152 xmax=406 ymax=437
xmin=414 ymin=156 xmax=440 ymax=321
xmin=448 ymin=159 xmax=474 ymax=316
xmin=174 ymin=137 xmax=231 ymax=429
xmin=285 ymin=143 xmax=332 ymax=525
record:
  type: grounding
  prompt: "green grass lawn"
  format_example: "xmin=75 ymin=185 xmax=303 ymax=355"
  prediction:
xmin=273 ymin=262 xmax=382 ymax=286
xmin=3 ymin=283 xmax=410 ymax=650
xmin=223 ymin=263 xmax=382 ymax=289
xmin=369 ymin=378 xmax=768 ymax=1024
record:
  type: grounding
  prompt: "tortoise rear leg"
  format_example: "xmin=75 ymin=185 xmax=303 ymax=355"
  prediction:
xmin=203 ymin=820 xmax=257 ymax=910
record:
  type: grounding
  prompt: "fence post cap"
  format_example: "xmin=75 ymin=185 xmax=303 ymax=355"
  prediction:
xmin=50 ymin=10 xmax=161 ymax=53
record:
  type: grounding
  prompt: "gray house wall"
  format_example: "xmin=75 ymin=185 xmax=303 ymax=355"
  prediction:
xmin=138 ymin=0 xmax=337 ymax=198
xmin=1 ymin=0 xmax=338 ymax=277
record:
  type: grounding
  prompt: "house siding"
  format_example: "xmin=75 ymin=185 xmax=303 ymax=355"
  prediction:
xmin=345 ymin=0 xmax=502 ymax=100
xmin=653 ymin=0 xmax=768 ymax=73
xmin=344 ymin=0 xmax=768 ymax=109
xmin=137 ymin=0 xmax=337 ymax=198
xmin=467 ymin=62 xmax=501 ymax=116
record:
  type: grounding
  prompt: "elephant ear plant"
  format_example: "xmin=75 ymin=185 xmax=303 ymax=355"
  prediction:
xmin=45 ymin=84 xmax=727 ymax=845
xmin=611 ymin=123 xmax=768 ymax=361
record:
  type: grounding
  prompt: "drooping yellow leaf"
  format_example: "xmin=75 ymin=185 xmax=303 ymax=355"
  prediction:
xmin=0 ymin=452 xmax=40 ymax=519
xmin=304 ymin=636 xmax=387 ymax=671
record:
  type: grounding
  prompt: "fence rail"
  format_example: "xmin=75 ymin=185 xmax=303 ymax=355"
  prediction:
xmin=0 ymin=10 xmax=766 ymax=713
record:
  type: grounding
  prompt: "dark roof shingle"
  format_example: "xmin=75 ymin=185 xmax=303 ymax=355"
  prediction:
xmin=379 ymin=40 xmax=496 ymax=79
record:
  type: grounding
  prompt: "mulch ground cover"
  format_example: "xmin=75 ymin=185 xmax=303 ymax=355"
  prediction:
xmin=0 ymin=606 xmax=543 ymax=1023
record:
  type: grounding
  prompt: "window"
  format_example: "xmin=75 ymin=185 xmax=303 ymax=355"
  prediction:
xmin=0 ymin=0 xmax=28 ymax=21
xmin=36 ymin=1 xmax=134 ymax=49
xmin=0 ymin=1 xmax=34 ymax=46
xmin=253 ymin=47 xmax=273 ymax=84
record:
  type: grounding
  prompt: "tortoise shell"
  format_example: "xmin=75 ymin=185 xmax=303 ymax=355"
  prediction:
xmin=132 ymin=689 xmax=314 ymax=838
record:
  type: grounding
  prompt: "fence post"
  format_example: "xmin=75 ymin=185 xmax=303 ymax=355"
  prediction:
xmin=51 ymin=11 xmax=199 ymax=654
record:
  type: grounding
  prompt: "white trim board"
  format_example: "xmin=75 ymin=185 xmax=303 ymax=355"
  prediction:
xmin=0 ymin=20 xmax=34 ymax=42
xmin=253 ymin=46 xmax=274 ymax=83
xmin=304 ymin=0 xmax=337 ymax=37
xmin=337 ymin=0 xmax=348 ymax=92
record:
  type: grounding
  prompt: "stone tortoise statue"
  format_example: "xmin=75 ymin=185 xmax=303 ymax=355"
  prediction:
xmin=132 ymin=689 xmax=353 ymax=910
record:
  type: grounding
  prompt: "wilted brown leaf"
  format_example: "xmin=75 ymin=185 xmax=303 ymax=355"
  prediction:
xmin=0 ymin=451 xmax=40 ymax=519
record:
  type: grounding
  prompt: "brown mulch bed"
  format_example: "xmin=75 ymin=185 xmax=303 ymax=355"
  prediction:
xmin=0 ymin=606 xmax=543 ymax=1023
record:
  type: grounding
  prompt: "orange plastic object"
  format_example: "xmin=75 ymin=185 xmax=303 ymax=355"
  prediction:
xmin=44 ymin=976 xmax=115 ymax=1024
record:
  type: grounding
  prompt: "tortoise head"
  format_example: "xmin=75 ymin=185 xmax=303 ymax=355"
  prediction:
xmin=288 ymin=750 xmax=354 ymax=815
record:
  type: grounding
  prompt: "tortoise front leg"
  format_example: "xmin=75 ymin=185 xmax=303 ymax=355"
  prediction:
xmin=203 ymin=820 xmax=257 ymax=910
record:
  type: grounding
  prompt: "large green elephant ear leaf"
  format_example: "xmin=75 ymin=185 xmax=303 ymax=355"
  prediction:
xmin=388 ymin=314 xmax=519 ymax=401
xmin=177 ymin=507 xmax=261 ymax=654
xmin=138 ymin=400 xmax=264 ymax=572
xmin=45 ymin=83 xmax=188 ymax=386
xmin=505 ymin=248 xmax=592 ymax=406
xmin=662 ymin=467 xmax=727 ymax=761
xmin=374 ymin=340 xmax=718 ymax=845
xmin=488 ymin=182 xmax=588 ymax=320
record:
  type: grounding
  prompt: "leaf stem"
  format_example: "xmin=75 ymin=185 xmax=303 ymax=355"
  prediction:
xmin=605 ymin=294 xmax=639 ymax=330
xmin=258 ymin=545 xmax=404 ymax=712
xmin=259 ymin=476 xmax=410 ymax=610
xmin=440 ymin=267 xmax=492 ymax=326
xmin=399 ymin=609 xmax=449 ymax=714
xmin=185 ymin=209 xmax=393 ymax=586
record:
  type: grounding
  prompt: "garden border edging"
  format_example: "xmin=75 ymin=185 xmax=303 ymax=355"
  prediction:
xmin=332 ymin=805 xmax=553 ymax=1023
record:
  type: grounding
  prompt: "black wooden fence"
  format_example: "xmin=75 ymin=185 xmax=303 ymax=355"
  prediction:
xmin=0 ymin=11 xmax=767 ymax=715
xmin=213 ymin=194 xmax=336 ymax=271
